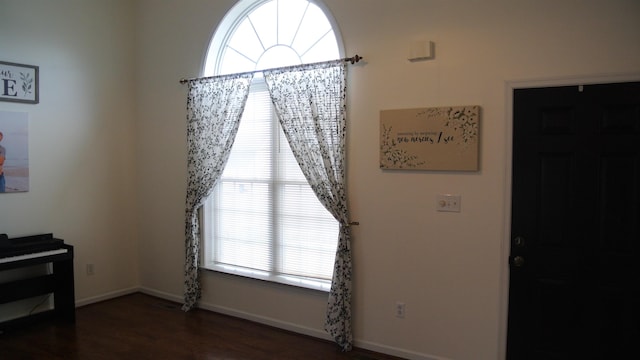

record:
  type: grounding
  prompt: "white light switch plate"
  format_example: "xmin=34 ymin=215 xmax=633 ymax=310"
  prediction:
xmin=436 ymin=194 xmax=461 ymax=212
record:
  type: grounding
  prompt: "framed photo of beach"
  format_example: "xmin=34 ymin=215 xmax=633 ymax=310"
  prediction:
xmin=0 ymin=110 xmax=29 ymax=193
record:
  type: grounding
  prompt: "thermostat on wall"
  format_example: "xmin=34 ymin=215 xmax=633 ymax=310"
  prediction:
xmin=436 ymin=194 xmax=461 ymax=212
xmin=409 ymin=40 xmax=435 ymax=62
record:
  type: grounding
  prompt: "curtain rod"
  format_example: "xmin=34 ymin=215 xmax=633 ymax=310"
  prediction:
xmin=179 ymin=54 xmax=362 ymax=84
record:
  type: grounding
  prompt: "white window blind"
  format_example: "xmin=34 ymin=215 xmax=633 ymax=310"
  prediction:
xmin=204 ymin=80 xmax=339 ymax=289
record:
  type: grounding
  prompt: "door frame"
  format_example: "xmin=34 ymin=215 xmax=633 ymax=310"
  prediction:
xmin=498 ymin=72 xmax=640 ymax=360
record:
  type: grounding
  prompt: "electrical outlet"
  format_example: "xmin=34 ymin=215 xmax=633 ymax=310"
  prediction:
xmin=86 ymin=263 xmax=95 ymax=276
xmin=395 ymin=302 xmax=406 ymax=318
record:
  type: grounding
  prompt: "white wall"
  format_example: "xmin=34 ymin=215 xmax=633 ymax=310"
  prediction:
xmin=0 ymin=0 xmax=139 ymax=302
xmin=1 ymin=1 xmax=639 ymax=360
xmin=134 ymin=1 xmax=640 ymax=359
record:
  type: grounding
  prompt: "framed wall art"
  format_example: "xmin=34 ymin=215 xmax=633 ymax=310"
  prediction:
xmin=380 ymin=105 xmax=480 ymax=171
xmin=0 ymin=61 xmax=39 ymax=104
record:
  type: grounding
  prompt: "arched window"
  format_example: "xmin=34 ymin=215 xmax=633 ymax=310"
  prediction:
xmin=203 ymin=0 xmax=343 ymax=75
xmin=201 ymin=0 xmax=343 ymax=291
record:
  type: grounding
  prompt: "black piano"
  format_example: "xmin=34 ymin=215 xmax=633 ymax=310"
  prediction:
xmin=0 ymin=233 xmax=75 ymax=331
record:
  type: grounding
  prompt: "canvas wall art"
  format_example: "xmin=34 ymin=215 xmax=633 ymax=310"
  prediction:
xmin=380 ymin=105 xmax=480 ymax=171
xmin=0 ymin=110 xmax=29 ymax=193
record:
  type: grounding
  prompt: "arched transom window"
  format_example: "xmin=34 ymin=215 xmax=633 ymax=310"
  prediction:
xmin=204 ymin=0 xmax=342 ymax=76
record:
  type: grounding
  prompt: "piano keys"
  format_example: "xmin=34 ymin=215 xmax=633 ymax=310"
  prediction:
xmin=0 ymin=248 xmax=69 ymax=264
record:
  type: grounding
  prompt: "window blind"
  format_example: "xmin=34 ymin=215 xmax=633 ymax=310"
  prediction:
xmin=208 ymin=80 xmax=339 ymax=284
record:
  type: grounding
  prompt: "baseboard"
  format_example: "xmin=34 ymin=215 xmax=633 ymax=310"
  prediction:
xmin=138 ymin=287 xmax=184 ymax=304
xmin=354 ymin=339 xmax=451 ymax=360
xmin=197 ymin=300 xmax=334 ymax=342
xmin=198 ymin=301 xmax=448 ymax=360
xmin=125 ymin=287 xmax=447 ymax=360
xmin=137 ymin=287 xmax=330 ymax=340
xmin=75 ymin=287 xmax=140 ymax=307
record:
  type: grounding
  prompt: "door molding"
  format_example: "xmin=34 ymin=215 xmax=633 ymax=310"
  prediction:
xmin=498 ymin=72 xmax=640 ymax=360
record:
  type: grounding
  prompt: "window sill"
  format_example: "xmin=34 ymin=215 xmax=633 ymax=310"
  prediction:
xmin=200 ymin=263 xmax=332 ymax=293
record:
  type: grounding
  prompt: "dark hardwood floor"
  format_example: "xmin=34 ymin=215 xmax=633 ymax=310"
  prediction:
xmin=0 ymin=293 xmax=405 ymax=360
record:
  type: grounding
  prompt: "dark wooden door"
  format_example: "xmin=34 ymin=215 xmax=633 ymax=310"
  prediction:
xmin=507 ymin=82 xmax=640 ymax=359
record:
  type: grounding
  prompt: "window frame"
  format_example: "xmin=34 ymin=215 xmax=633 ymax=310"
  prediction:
xmin=199 ymin=0 xmax=345 ymax=292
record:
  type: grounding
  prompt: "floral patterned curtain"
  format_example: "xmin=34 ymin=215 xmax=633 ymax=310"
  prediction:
xmin=183 ymin=73 xmax=253 ymax=311
xmin=263 ymin=60 xmax=353 ymax=351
